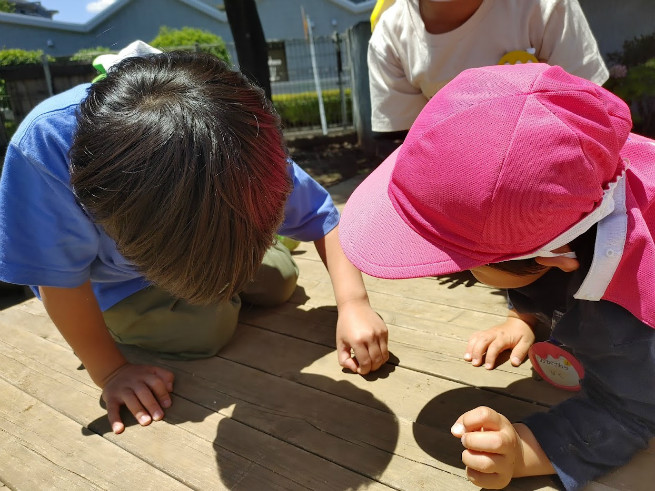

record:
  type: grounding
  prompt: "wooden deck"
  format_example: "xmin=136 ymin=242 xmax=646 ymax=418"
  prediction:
xmin=0 ymin=175 xmax=653 ymax=490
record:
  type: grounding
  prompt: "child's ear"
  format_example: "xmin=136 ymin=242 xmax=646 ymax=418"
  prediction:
xmin=534 ymin=255 xmax=580 ymax=272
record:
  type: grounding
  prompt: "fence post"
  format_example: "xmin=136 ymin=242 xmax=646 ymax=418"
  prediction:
xmin=332 ymin=31 xmax=348 ymax=128
xmin=0 ymin=109 xmax=7 ymax=160
xmin=346 ymin=21 xmax=374 ymax=153
xmin=41 ymin=54 xmax=54 ymax=97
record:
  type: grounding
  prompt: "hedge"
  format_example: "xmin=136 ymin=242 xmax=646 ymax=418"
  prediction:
xmin=273 ymin=89 xmax=351 ymax=128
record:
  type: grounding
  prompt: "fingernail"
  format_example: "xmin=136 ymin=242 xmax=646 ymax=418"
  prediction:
xmin=511 ymin=356 xmax=520 ymax=366
xmin=162 ymin=399 xmax=171 ymax=408
xmin=139 ymin=414 xmax=151 ymax=424
xmin=451 ymin=423 xmax=465 ymax=435
xmin=112 ymin=423 xmax=122 ymax=433
xmin=461 ymin=435 xmax=466 ymax=447
xmin=153 ymin=410 xmax=163 ymax=421
xmin=464 ymin=353 xmax=471 ymax=361
xmin=472 ymin=358 xmax=479 ymax=365
xmin=484 ymin=363 xmax=492 ymax=369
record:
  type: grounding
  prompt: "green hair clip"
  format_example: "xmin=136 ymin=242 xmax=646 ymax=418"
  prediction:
xmin=91 ymin=54 xmax=116 ymax=83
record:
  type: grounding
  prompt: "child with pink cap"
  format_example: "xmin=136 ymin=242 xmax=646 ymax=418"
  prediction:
xmin=339 ymin=63 xmax=655 ymax=489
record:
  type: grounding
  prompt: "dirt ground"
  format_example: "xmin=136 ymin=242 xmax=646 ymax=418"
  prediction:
xmin=286 ymin=130 xmax=387 ymax=188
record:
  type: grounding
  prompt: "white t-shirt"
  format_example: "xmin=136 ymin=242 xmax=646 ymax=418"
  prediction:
xmin=369 ymin=0 xmax=609 ymax=132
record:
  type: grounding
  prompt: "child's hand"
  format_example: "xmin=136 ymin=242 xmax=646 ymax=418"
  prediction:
xmin=101 ymin=362 xmax=175 ymax=434
xmin=336 ymin=299 xmax=389 ymax=375
xmin=464 ymin=315 xmax=535 ymax=369
xmin=451 ymin=406 xmax=521 ymax=489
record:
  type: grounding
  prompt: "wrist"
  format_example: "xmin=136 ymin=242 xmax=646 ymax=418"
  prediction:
xmin=335 ymin=294 xmax=370 ymax=312
xmin=87 ymin=354 xmax=129 ymax=388
xmin=512 ymin=423 xmax=555 ymax=478
xmin=97 ymin=359 xmax=130 ymax=387
xmin=507 ymin=311 xmax=537 ymax=329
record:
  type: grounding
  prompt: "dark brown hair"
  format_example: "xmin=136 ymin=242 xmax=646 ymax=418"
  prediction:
xmin=70 ymin=51 xmax=291 ymax=304
xmin=487 ymin=258 xmax=548 ymax=276
xmin=486 ymin=226 xmax=597 ymax=277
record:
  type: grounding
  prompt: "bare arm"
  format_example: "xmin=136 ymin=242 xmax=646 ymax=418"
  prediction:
xmin=314 ymin=226 xmax=389 ymax=374
xmin=40 ymin=280 xmax=127 ymax=386
xmin=513 ymin=422 xmax=555 ymax=478
xmin=40 ymin=281 xmax=174 ymax=433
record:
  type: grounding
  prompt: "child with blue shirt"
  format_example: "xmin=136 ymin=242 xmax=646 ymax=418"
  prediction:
xmin=0 ymin=47 xmax=388 ymax=434
xmin=339 ymin=63 xmax=655 ymax=489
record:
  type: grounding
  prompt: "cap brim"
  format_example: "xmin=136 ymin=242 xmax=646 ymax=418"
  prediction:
xmin=339 ymin=147 xmax=479 ymax=279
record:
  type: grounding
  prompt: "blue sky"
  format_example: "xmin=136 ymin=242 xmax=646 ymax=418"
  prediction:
xmin=45 ymin=0 xmax=117 ymax=24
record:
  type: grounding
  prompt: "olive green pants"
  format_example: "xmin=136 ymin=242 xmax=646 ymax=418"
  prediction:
xmin=102 ymin=241 xmax=299 ymax=359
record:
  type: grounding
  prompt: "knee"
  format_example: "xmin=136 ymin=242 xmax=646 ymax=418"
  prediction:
xmin=241 ymin=265 xmax=298 ymax=307
xmin=241 ymin=241 xmax=299 ymax=307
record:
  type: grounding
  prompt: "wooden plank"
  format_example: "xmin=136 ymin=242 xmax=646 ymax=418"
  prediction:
xmin=0 ymin=301 xmax=561 ymax=489
xmin=144 ymin=352 xmax=559 ymax=491
xmin=294 ymin=248 xmax=508 ymax=317
xmin=0 ymin=378 xmax=189 ymax=491
xmin=583 ymin=442 xmax=655 ymax=490
xmin=0 ymin=326 xmax=380 ymax=491
xmin=0 ymin=306 xmax=478 ymax=490
xmin=222 ymin=323 xmax=551 ymax=426
xmin=240 ymin=275 xmax=571 ymax=408
xmin=0 ymin=292 xmax=652 ymax=489
xmin=10 ymin=291 xmax=564 ymax=411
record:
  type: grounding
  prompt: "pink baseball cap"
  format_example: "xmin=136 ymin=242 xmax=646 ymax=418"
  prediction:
xmin=340 ymin=64 xmax=632 ymax=279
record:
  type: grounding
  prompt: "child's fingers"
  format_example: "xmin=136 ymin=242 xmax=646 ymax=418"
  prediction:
xmin=509 ymin=338 xmax=532 ymax=366
xmin=464 ymin=335 xmax=479 ymax=361
xmin=337 ymin=344 xmax=359 ymax=373
xmin=152 ymin=366 xmax=175 ymax=392
xmin=467 ymin=335 xmax=493 ymax=366
xmin=379 ymin=334 xmax=389 ymax=363
xmin=353 ymin=345 xmax=372 ymax=375
xmin=144 ymin=374 xmax=172 ymax=410
xmin=465 ymin=465 xmax=508 ymax=490
xmin=462 ymin=429 xmax=511 ymax=454
xmin=123 ymin=390 xmax=152 ymax=426
xmin=482 ymin=339 xmax=510 ymax=369
xmin=106 ymin=400 xmax=125 ymax=434
xmin=133 ymin=383 xmax=166 ymax=422
xmin=462 ymin=447 xmax=505 ymax=474
xmin=451 ymin=417 xmax=466 ymax=437
xmin=454 ymin=406 xmax=504 ymax=433
xmin=367 ymin=343 xmax=385 ymax=372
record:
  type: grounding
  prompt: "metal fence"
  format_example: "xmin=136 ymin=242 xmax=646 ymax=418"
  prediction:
xmin=0 ymin=34 xmax=354 ymax=139
xmin=229 ymin=34 xmax=353 ymax=133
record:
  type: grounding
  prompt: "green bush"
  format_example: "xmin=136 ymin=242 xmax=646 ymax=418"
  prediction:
xmin=3 ymin=119 xmax=16 ymax=138
xmin=0 ymin=49 xmax=54 ymax=66
xmin=604 ymin=32 xmax=655 ymax=137
xmin=273 ymin=89 xmax=351 ymax=128
xmin=605 ymin=59 xmax=655 ymax=101
xmin=70 ymin=46 xmax=114 ymax=63
xmin=604 ymin=59 xmax=655 ymax=137
xmin=0 ymin=0 xmax=14 ymax=13
xmin=150 ymin=26 xmax=230 ymax=63
xmin=607 ymin=33 xmax=655 ymax=68
xmin=0 ymin=50 xmax=55 ymax=144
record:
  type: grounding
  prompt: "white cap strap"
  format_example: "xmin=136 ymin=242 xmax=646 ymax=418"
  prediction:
xmin=574 ymin=176 xmax=628 ymax=301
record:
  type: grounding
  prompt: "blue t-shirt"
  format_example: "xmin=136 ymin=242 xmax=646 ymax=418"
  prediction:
xmin=0 ymin=84 xmax=340 ymax=311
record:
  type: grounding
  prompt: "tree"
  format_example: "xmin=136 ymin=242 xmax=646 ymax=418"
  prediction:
xmin=224 ymin=0 xmax=271 ymax=100
xmin=0 ymin=1 xmax=14 ymax=13
xmin=150 ymin=26 xmax=230 ymax=63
